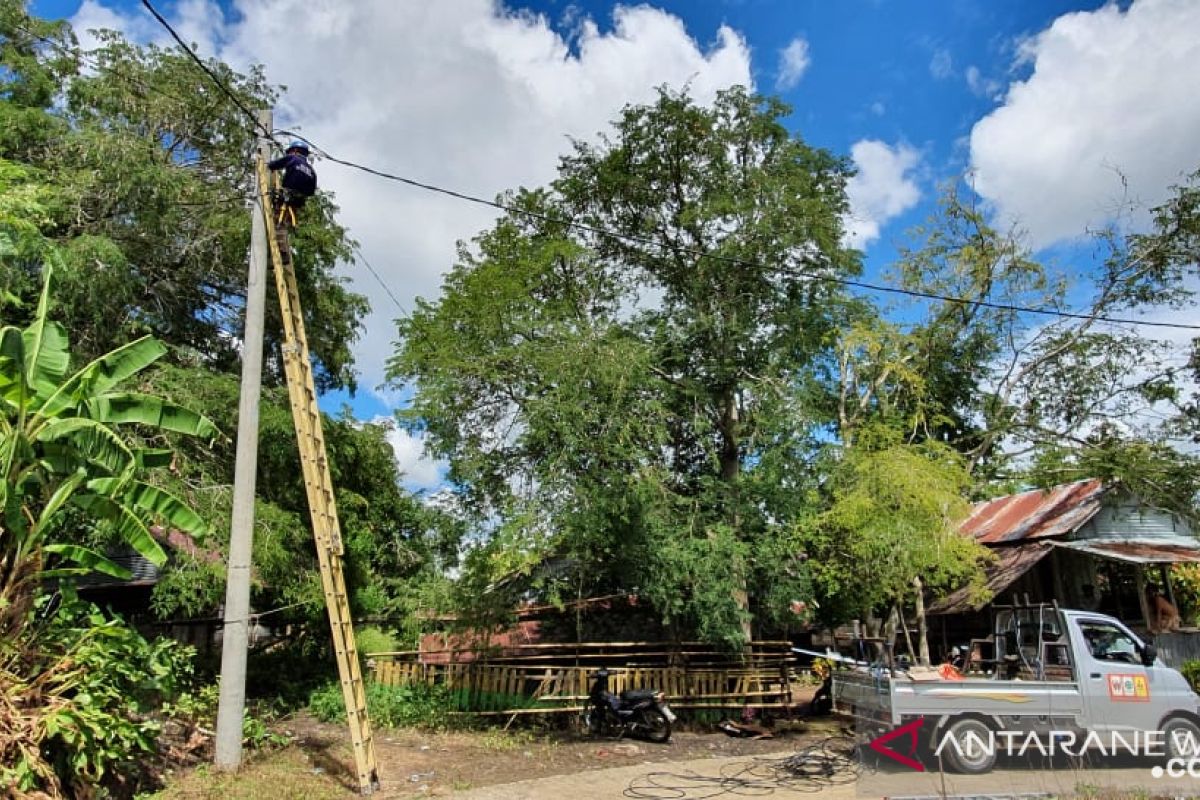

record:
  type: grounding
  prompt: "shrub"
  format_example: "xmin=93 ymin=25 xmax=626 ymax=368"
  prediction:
xmin=1 ymin=593 xmax=194 ymax=797
xmin=1180 ymin=659 xmax=1200 ymax=692
xmin=310 ymin=681 xmax=452 ymax=729
xmin=355 ymin=626 xmax=399 ymax=659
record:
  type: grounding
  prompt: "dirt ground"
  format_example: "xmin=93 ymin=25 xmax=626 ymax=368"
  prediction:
xmin=157 ymin=713 xmax=845 ymax=799
xmin=154 ymin=715 xmax=1196 ymax=800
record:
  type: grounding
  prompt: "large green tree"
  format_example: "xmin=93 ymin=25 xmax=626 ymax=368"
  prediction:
xmin=390 ymin=88 xmax=858 ymax=645
xmin=0 ymin=2 xmax=367 ymax=390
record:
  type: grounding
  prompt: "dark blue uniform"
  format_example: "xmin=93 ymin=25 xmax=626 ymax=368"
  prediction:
xmin=268 ymin=153 xmax=317 ymax=204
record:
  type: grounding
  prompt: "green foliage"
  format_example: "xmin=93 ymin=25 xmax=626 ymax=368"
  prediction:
xmin=1028 ymin=434 xmax=1200 ymax=524
xmin=1179 ymin=660 xmax=1200 ymax=693
xmin=1170 ymin=565 xmax=1200 ymax=626
xmin=161 ymin=682 xmax=220 ymax=729
xmin=799 ymin=431 xmax=990 ymax=625
xmin=0 ymin=7 xmax=367 ymax=390
xmin=309 ymin=681 xmax=452 ymax=730
xmin=1 ymin=265 xmax=216 ymax=639
xmin=243 ymin=634 xmax=337 ymax=712
xmin=355 ymin=625 xmax=399 ymax=657
xmin=390 ymin=87 xmax=859 ymax=645
xmin=1 ymin=591 xmax=194 ymax=797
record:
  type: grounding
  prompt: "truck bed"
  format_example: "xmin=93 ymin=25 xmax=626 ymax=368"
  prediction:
xmin=833 ymin=669 xmax=1085 ymax=728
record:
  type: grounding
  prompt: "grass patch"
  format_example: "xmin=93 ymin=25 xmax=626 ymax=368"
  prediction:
xmin=149 ymin=746 xmax=351 ymax=799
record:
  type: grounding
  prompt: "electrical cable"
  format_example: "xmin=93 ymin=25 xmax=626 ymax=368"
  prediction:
xmin=352 ymin=245 xmax=408 ymax=316
xmin=623 ymin=733 xmax=865 ymax=799
xmin=271 ymin=128 xmax=1200 ymax=333
xmin=138 ymin=0 xmax=274 ymax=140
xmin=121 ymin=7 xmax=1200 ymax=332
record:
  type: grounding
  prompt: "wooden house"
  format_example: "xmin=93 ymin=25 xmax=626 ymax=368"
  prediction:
xmin=928 ymin=479 xmax=1200 ymax=666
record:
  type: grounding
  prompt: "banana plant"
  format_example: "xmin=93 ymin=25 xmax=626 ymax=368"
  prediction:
xmin=0 ymin=264 xmax=217 ymax=636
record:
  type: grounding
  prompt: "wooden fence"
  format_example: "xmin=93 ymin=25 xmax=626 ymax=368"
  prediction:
xmin=369 ymin=641 xmax=795 ymax=716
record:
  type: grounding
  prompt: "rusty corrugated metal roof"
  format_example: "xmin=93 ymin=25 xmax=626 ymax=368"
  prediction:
xmin=962 ymin=479 xmax=1107 ymax=544
xmin=1055 ymin=539 xmax=1200 ymax=564
xmin=928 ymin=542 xmax=1054 ymax=615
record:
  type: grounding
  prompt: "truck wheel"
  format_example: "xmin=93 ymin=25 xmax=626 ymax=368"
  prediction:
xmin=1162 ymin=716 xmax=1200 ymax=761
xmin=937 ymin=717 xmax=997 ymax=775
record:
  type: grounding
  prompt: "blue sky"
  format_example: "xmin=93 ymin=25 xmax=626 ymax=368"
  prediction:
xmin=30 ymin=0 xmax=1200 ymax=487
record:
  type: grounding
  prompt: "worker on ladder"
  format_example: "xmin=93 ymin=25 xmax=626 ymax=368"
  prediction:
xmin=268 ymin=140 xmax=317 ymax=228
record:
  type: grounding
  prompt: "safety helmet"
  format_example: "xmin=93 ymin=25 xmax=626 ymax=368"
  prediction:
xmin=287 ymin=140 xmax=310 ymax=155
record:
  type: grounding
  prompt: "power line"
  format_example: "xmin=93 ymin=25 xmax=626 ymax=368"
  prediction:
xmin=138 ymin=0 xmax=273 ymax=140
xmin=273 ymin=131 xmax=1200 ymax=333
xmin=111 ymin=8 xmax=1200 ymax=333
xmin=353 ymin=245 xmax=408 ymax=317
xmin=19 ymin=17 xmax=412 ymax=319
xmin=133 ymin=2 xmax=416 ymax=317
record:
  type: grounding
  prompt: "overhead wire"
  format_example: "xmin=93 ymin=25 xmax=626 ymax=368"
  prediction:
xmin=132 ymin=3 xmax=1200 ymax=333
xmin=353 ymin=245 xmax=408 ymax=316
xmin=138 ymin=0 xmax=274 ymax=139
xmin=272 ymin=130 xmax=1200 ymax=334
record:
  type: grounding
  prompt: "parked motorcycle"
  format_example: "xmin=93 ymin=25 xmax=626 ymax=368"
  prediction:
xmin=584 ymin=668 xmax=675 ymax=743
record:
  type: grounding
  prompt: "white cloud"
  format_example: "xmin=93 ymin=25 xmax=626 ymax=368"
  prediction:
xmin=929 ymin=47 xmax=953 ymax=80
xmin=71 ymin=0 xmax=156 ymax=49
xmin=380 ymin=421 xmax=447 ymax=491
xmin=969 ymin=0 xmax=1200 ymax=249
xmin=844 ymin=140 xmax=922 ymax=249
xmin=71 ymin=1 xmax=752 ymax=401
xmin=776 ymin=36 xmax=810 ymax=90
xmin=869 ymin=100 xmax=886 ymax=117
xmin=965 ymin=65 xmax=981 ymax=94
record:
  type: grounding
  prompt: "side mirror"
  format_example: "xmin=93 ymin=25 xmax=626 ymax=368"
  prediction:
xmin=1141 ymin=644 xmax=1158 ymax=667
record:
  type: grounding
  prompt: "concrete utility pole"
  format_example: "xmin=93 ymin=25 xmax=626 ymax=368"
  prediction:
xmin=215 ymin=109 xmax=272 ymax=771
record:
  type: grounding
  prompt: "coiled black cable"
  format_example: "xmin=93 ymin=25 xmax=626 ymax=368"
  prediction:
xmin=623 ymin=734 xmax=865 ymax=799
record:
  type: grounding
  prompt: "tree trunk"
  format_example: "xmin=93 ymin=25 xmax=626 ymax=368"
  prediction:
xmin=717 ymin=386 xmax=752 ymax=644
xmin=718 ymin=386 xmax=740 ymax=483
xmin=913 ymin=576 xmax=930 ymax=666
xmin=898 ymin=601 xmax=918 ymax=664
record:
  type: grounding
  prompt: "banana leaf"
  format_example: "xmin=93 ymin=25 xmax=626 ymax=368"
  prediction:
xmin=43 ymin=543 xmax=131 ymax=580
xmin=35 ymin=417 xmax=134 ymax=474
xmin=87 ymin=393 xmax=218 ymax=438
xmin=35 ymin=335 xmax=167 ymax=420
xmin=88 ymin=477 xmax=208 ymax=536
xmin=71 ymin=494 xmax=168 ymax=567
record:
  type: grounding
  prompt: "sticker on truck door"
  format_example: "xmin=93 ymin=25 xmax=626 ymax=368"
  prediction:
xmin=1107 ymin=673 xmax=1149 ymax=701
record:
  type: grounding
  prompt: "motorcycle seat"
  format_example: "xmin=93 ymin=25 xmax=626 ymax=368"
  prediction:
xmin=620 ymin=688 xmax=658 ymax=703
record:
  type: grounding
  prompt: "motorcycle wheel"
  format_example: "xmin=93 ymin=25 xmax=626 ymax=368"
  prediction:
xmin=639 ymin=707 xmax=672 ymax=743
xmin=582 ymin=708 xmax=603 ymax=736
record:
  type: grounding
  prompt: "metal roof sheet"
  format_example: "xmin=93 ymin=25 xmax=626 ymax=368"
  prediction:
xmin=962 ymin=479 xmax=1107 ymax=544
xmin=1055 ymin=539 xmax=1200 ymax=565
xmin=928 ymin=542 xmax=1054 ymax=615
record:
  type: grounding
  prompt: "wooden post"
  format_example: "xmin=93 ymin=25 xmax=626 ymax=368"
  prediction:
xmin=1050 ymin=548 xmax=1067 ymax=604
xmin=1134 ymin=565 xmax=1153 ymax=632
xmin=1160 ymin=563 xmax=1179 ymax=610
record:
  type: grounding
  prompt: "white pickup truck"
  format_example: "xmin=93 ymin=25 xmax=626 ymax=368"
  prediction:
xmin=832 ymin=605 xmax=1200 ymax=773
